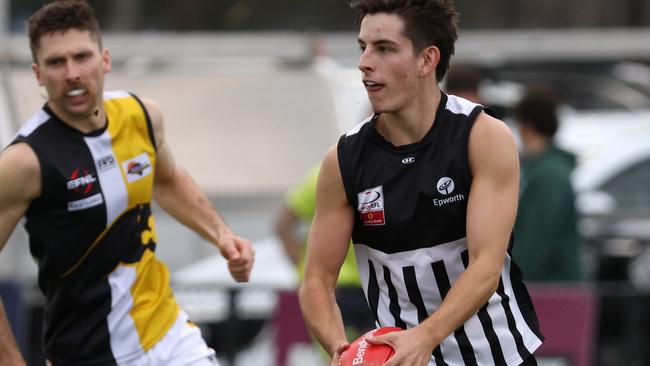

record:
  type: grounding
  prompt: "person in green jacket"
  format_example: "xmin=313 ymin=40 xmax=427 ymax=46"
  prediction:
xmin=274 ymin=164 xmax=375 ymax=339
xmin=512 ymin=86 xmax=583 ymax=282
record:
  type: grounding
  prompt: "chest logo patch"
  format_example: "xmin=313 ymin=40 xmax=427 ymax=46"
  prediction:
xmin=434 ymin=177 xmax=465 ymax=207
xmin=436 ymin=177 xmax=455 ymax=195
xmin=122 ymin=153 xmax=152 ymax=183
xmin=68 ymin=193 xmax=104 ymax=212
xmin=66 ymin=168 xmax=96 ymax=195
xmin=357 ymin=185 xmax=386 ymax=226
xmin=96 ymin=154 xmax=117 ymax=172
xmin=401 ymin=157 xmax=416 ymax=164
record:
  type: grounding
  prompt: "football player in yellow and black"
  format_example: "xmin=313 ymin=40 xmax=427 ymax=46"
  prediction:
xmin=0 ymin=1 xmax=254 ymax=365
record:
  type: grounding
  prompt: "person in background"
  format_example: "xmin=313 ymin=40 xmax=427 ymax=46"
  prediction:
xmin=444 ymin=63 xmax=484 ymax=104
xmin=512 ymin=86 xmax=583 ymax=282
xmin=274 ymin=163 xmax=375 ymax=341
xmin=0 ymin=1 xmax=254 ymax=365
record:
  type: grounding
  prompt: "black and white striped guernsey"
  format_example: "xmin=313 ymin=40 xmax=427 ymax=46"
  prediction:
xmin=337 ymin=93 xmax=543 ymax=366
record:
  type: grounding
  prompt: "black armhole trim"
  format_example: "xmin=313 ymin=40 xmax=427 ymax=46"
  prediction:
xmin=336 ymin=134 xmax=357 ymax=208
xmin=8 ymin=135 xmax=26 ymax=149
xmin=483 ymin=106 xmax=496 ymax=118
xmin=463 ymin=105 xmax=485 ymax=182
xmin=129 ymin=92 xmax=157 ymax=151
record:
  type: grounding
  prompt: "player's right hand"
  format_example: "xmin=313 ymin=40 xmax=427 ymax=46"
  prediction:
xmin=217 ymin=232 xmax=255 ymax=282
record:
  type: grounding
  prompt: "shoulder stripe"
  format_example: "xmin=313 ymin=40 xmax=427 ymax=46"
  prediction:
xmin=345 ymin=115 xmax=373 ymax=137
xmin=103 ymin=90 xmax=130 ymax=100
xmin=446 ymin=95 xmax=480 ymax=116
xmin=16 ymin=108 xmax=50 ymax=139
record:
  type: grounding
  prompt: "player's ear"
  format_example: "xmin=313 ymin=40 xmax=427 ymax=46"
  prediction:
xmin=32 ymin=63 xmax=44 ymax=86
xmin=419 ymin=45 xmax=440 ymax=78
xmin=102 ymin=48 xmax=111 ymax=74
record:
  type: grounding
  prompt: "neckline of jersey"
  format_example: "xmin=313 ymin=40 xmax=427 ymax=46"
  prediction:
xmin=368 ymin=92 xmax=447 ymax=154
xmin=43 ymin=104 xmax=109 ymax=138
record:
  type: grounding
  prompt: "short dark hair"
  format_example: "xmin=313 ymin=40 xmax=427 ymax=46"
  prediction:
xmin=514 ymin=86 xmax=560 ymax=138
xmin=350 ymin=0 xmax=459 ymax=81
xmin=27 ymin=0 xmax=102 ymax=63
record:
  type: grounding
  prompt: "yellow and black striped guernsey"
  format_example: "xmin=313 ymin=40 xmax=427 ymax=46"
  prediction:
xmin=12 ymin=91 xmax=180 ymax=365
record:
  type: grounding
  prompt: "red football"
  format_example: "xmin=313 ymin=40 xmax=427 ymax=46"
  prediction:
xmin=339 ymin=327 xmax=402 ymax=366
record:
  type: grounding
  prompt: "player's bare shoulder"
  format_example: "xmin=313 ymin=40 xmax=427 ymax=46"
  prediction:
xmin=0 ymin=142 xmax=41 ymax=201
xmin=315 ymin=144 xmax=348 ymax=206
xmin=468 ymin=111 xmax=519 ymax=175
xmin=470 ymin=112 xmax=516 ymax=145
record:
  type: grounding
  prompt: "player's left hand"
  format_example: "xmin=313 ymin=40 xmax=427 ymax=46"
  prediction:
xmin=217 ymin=232 xmax=255 ymax=282
xmin=367 ymin=326 xmax=435 ymax=366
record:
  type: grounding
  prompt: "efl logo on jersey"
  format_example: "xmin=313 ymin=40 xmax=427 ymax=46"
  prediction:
xmin=358 ymin=185 xmax=386 ymax=226
xmin=122 ymin=153 xmax=152 ymax=183
xmin=66 ymin=168 xmax=96 ymax=194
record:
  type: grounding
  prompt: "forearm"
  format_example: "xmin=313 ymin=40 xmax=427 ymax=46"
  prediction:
xmin=420 ymin=258 xmax=501 ymax=345
xmin=154 ymin=168 xmax=230 ymax=246
xmin=273 ymin=207 xmax=303 ymax=266
xmin=0 ymin=300 xmax=25 ymax=365
xmin=278 ymin=234 xmax=302 ymax=266
xmin=298 ymin=278 xmax=347 ymax=356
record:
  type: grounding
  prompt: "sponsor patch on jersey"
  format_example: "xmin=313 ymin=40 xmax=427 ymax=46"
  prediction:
xmin=436 ymin=177 xmax=455 ymax=195
xmin=358 ymin=185 xmax=386 ymax=226
xmin=122 ymin=153 xmax=152 ymax=183
xmin=433 ymin=177 xmax=465 ymax=207
xmin=96 ymin=154 xmax=116 ymax=172
xmin=68 ymin=193 xmax=103 ymax=211
xmin=66 ymin=168 xmax=96 ymax=194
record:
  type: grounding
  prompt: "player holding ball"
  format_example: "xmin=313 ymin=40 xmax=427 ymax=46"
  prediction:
xmin=299 ymin=0 xmax=543 ymax=365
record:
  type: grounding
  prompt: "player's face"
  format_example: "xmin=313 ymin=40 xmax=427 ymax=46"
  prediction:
xmin=32 ymin=29 xmax=111 ymax=122
xmin=357 ymin=13 xmax=422 ymax=114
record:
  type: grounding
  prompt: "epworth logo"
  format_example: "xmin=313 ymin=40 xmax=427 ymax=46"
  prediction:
xmin=433 ymin=177 xmax=465 ymax=207
xmin=357 ymin=185 xmax=386 ymax=226
xmin=436 ymin=177 xmax=455 ymax=195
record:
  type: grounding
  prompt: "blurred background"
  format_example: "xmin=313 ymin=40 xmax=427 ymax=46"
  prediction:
xmin=1 ymin=1 xmax=650 ymax=365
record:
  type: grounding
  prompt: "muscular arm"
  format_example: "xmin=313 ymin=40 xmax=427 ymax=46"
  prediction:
xmin=0 ymin=143 xmax=41 ymax=365
xmin=298 ymin=146 xmax=353 ymax=361
xmin=143 ymin=99 xmax=254 ymax=282
xmin=374 ymin=113 xmax=521 ymax=366
xmin=425 ymin=113 xmax=519 ymax=339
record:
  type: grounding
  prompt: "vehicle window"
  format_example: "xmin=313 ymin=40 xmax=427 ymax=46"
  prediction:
xmin=600 ymin=158 xmax=650 ymax=210
xmin=482 ymin=62 xmax=650 ymax=112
